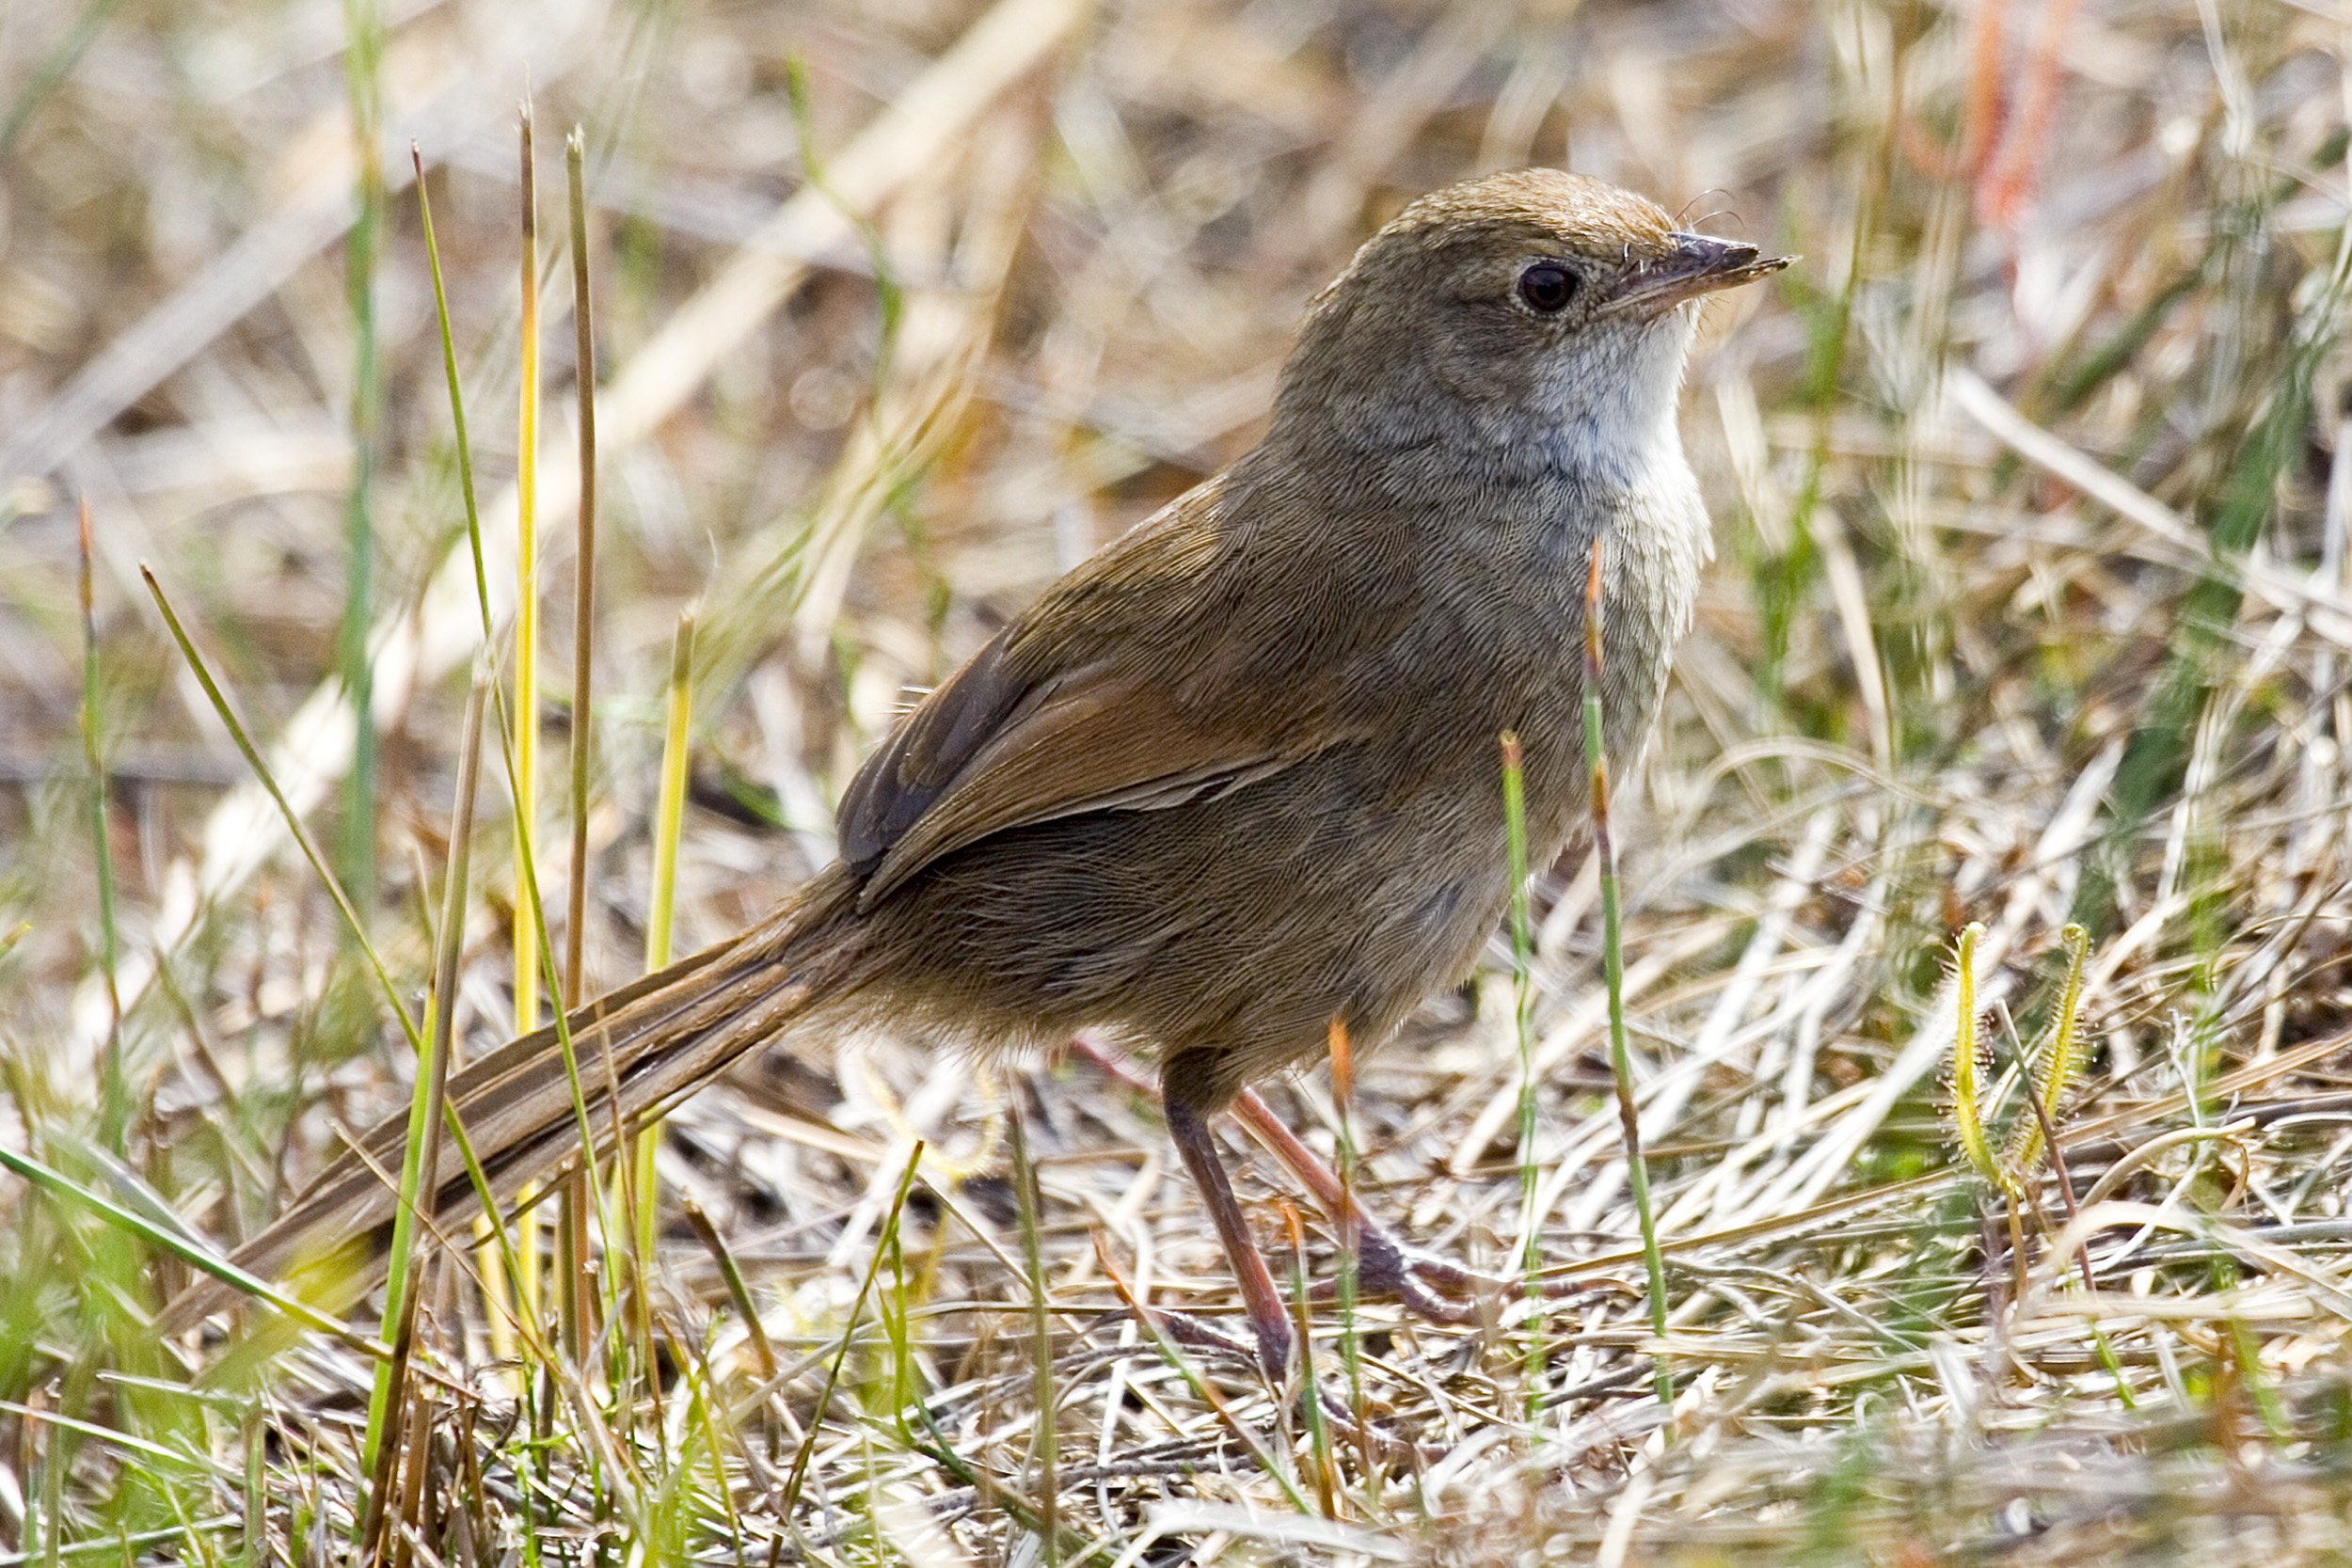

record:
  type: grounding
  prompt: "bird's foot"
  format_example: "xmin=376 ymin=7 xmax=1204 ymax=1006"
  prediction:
xmin=1146 ymin=1302 xmax=1287 ymax=1373
xmin=1093 ymin=1226 xmax=1295 ymax=1379
xmin=1311 ymin=1211 xmax=1614 ymax=1324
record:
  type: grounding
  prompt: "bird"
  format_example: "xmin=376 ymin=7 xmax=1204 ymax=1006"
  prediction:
xmin=163 ymin=168 xmax=1786 ymax=1373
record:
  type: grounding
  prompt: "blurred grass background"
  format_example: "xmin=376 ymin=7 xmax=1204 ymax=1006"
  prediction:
xmin=6 ymin=0 xmax=2352 ymax=1561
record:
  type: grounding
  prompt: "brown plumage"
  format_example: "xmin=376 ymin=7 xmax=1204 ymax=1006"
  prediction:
xmin=164 ymin=169 xmax=1786 ymax=1366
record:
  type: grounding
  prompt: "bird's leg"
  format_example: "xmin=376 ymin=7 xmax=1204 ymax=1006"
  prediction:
xmin=1073 ymin=1037 xmax=1596 ymax=1327
xmin=1227 ymin=1087 xmax=1478 ymax=1322
xmin=1223 ymin=1088 xmax=1603 ymax=1315
xmin=1161 ymin=1088 xmax=1295 ymax=1379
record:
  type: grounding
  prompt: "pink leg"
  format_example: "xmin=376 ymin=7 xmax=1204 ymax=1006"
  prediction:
xmin=1162 ymin=1087 xmax=1294 ymax=1377
xmin=1073 ymin=1039 xmax=1601 ymax=1337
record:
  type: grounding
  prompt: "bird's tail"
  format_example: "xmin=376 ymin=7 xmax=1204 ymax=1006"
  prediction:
xmin=159 ymin=878 xmax=855 ymax=1335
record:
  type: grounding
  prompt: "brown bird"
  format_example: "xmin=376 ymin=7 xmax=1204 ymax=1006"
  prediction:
xmin=166 ymin=169 xmax=1785 ymax=1371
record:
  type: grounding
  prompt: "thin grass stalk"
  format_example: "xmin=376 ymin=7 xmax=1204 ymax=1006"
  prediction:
xmin=514 ymin=99 xmax=548 ymax=1335
xmin=1993 ymin=963 xmax=2139 ymax=1408
xmin=337 ymin=0 xmax=385 ymax=926
xmin=1583 ymin=538 xmax=1669 ymax=1409
xmin=358 ymin=671 xmax=487 ymax=1560
xmin=523 ymin=1368 xmax=551 ymax=1568
xmin=452 ymin=1401 xmax=489 ymax=1558
xmin=240 ymin=1404 xmax=262 ymax=1566
xmin=1991 ymin=1000 xmax=2135 ymax=1406
xmin=2002 ymin=1198 xmax=2029 ymax=1317
xmin=555 ymin=120 xmax=601 ymax=1371
xmin=650 ymin=1306 xmax=752 ymax=1553
xmin=636 ymin=615 xmax=694 ymax=1264
xmin=1281 ymin=1203 xmax=1335 ymax=1518
xmin=681 ymin=1198 xmax=775 ymax=1382
xmin=1326 ymin=1020 xmax=1372 ymax=1493
xmin=1007 ymin=1102 xmax=1059 ymax=1564
xmin=562 ymin=122 xmax=597 ymax=1033
xmin=76 ymin=501 xmax=124 ymax=1153
xmin=494 ymin=695 xmax=627 ymax=1335
xmin=876 ymin=1171 xmax=934 ymax=1484
xmin=412 ymin=139 xmax=532 ymax=1369
xmin=1500 ymin=730 xmax=1541 ymax=1418
xmin=411 ymin=145 xmax=491 ymax=638
xmin=23 ymin=1400 xmax=122 ymax=1565
xmin=389 ymin=1354 xmax=437 ymax=1566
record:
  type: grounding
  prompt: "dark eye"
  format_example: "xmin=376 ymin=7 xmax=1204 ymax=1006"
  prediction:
xmin=1518 ymin=263 xmax=1578 ymax=313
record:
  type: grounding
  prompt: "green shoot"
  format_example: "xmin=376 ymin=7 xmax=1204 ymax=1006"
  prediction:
xmin=1584 ymin=538 xmax=1671 ymax=1410
xmin=77 ymin=501 xmax=124 ymax=1153
xmin=1500 ymin=729 xmax=1542 ymax=1418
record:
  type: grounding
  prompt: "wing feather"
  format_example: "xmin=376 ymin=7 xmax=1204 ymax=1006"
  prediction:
xmin=834 ymin=472 xmax=1388 ymax=909
xmin=852 ymin=673 xmax=1350 ymax=906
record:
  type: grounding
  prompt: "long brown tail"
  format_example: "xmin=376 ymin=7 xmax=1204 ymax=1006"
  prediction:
xmin=160 ymin=885 xmax=848 ymax=1334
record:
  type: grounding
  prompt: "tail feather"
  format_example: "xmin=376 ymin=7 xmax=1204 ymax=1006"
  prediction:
xmin=158 ymin=899 xmax=836 ymax=1335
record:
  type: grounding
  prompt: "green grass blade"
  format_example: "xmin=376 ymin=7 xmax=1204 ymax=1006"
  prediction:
xmin=0 ymin=1147 xmax=389 ymax=1359
xmin=76 ymin=502 xmax=125 ymax=1153
xmin=139 ymin=568 xmax=423 ymax=1062
xmin=336 ymin=0 xmax=386 ymax=927
xmin=1583 ymin=540 xmax=1670 ymax=1409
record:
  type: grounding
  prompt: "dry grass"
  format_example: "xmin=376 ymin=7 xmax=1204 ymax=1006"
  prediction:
xmin=6 ymin=0 xmax=2352 ymax=1561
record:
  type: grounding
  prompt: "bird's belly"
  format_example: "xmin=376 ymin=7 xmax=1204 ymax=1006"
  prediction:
xmin=840 ymin=742 xmax=1518 ymax=1096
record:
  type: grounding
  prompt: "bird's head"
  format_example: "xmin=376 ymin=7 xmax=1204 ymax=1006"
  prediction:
xmin=1277 ymin=168 xmax=1788 ymax=482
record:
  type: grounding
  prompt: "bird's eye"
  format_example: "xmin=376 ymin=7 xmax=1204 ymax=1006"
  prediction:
xmin=1518 ymin=263 xmax=1578 ymax=313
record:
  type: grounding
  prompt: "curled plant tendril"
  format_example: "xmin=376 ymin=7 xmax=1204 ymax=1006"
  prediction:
xmin=1946 ymin=922 xmax=2094 ymax=1197
xmin=2003 ymin=923 xmax=2090 ymax=1178
xmin=1947 ymin=923 xmax=2004 ymax=1193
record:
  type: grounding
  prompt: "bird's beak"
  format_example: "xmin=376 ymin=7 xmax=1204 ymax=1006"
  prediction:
xmin=1604 ymin=233 xmax=1792 ymax=319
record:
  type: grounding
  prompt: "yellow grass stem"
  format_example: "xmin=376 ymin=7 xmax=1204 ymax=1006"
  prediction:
xmin=514 ymin=100 xmax=545 ymax=1328
xmin=635 ymin=613 xmax=694 ymax=1263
